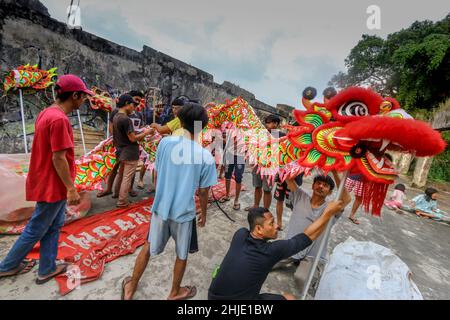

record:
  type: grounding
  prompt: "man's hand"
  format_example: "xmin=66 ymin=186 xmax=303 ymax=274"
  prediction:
xmin=324 ymin=200 xmax=344 ymax=216
xmin=67 ymin=188 xmax=81 ymax=206
xmin=150 ymin=123 xmax=159 ymax=129
xmin=198 ymin=213 xmax=207 ymax=228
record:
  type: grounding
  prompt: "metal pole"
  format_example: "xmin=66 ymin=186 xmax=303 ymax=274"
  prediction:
xmin=153 ymin=90 xmax=156 ymax=124
xmin=51 ymin=85 xmax=56 ymax=102
xmin=106 ymin=112 xmax=110 ymax=138
xmin=300 ymin=170 xmax=350 ymax=300
xmin=19 ymin=89 xmax=28 ymax=154
xmin=77 ymin=110 xmax=87 ymax=154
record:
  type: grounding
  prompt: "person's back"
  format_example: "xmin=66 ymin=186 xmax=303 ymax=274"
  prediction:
xmin=209 ymin=228 xmax=273 ymax=299
xmin=26 ymin=106 xmax=75 ymax=202
xmin=152 ymin=135 xmax=216 ymax=222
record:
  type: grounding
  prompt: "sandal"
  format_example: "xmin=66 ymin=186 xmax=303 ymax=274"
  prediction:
xmin=168 ymin=286 xmax=197 ymax=300
xmin=348 ymin=217 xmax=360 ymax=225
xmin=36 ymin=263 xmax=69 ymax=285
xmin=97 ymin=191 xmax=112 ymax=198
xmin=233 ymin=203 xmax=241 ymax=211
xmin=244 ymin=206 xmax=255 ymax=212
xmin=121 ymin=276 xmax=132 ymax=300
xmin=218 ymin=197 xmax=230 ymax=204
xmin=0 ymin=259 xmax=36 ymax=279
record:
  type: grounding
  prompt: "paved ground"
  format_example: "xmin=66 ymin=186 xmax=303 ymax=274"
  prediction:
xmin=1 ymin=169 xmax=449 ymax=300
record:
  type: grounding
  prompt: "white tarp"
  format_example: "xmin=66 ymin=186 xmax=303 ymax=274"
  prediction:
xmin=315 ymin=237 xmax=423 ymax=300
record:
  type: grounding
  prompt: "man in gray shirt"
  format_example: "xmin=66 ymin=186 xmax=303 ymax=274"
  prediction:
xmin=284 ymin=171 xmax=351 ymax=264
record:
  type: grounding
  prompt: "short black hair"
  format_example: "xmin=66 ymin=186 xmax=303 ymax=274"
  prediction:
xmin=177 ymin=102 xmax=209 ymax=134
xmin=117 ymin=94 xmax=135 ymax=108
xmin=395 ymin=184 xmax=406 ymax=192
xmin=172 ymin=95 xmax=190 ymax=107
xmin=265 ymin=115 xmax=281 ymax=125
xmin=313 ymin=175 xmax=335 ymax=191
xmin=248 ymin=207 xmax=269 ymax=231
xmin=128 ymin=90 xmax=144 ymax=98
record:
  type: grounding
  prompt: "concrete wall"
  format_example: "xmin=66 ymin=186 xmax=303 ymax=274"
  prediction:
xmin=0 ymin=0 xmax=292 ymax=153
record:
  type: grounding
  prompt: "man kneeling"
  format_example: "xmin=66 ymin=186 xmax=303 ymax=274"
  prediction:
xmin=208 ymin=201 xmax=343 ymax=300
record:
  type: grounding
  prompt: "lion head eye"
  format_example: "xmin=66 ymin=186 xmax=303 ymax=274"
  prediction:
xmin=338 ymin=101 xmax=369 ymax=117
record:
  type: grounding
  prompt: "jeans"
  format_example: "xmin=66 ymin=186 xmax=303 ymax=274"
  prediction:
xmin=0 ymin=200 xmax=66 ymax=277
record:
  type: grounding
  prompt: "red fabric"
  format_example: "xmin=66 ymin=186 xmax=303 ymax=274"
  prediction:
xmin=26 ymin=106 xmax=75 ymax=202
xmin=27 ymin=198 xmax=153 ymax=296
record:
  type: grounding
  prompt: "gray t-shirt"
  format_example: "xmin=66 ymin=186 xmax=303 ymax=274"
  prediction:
xmin=285 ymin=187 xmax=340 ymax=261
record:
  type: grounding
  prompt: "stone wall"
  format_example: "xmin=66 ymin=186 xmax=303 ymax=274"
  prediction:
xmin=0 ymin=0 xmax=293 ymax=153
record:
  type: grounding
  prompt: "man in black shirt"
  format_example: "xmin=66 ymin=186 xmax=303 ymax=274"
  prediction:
xmin=208 ymin=200 xmax=344 ymax=300
xmin=113 ymin=94 xmax=153 ymax=208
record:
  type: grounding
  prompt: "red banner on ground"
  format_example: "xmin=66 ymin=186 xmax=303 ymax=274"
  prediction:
xmin=27 ymin=198 xmax=153 ymax=296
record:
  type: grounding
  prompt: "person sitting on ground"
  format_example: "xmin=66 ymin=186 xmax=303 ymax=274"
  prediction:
xmin=279 ymin=171 xmax=351 ymax=291
xmin=208 ymin=201 xmax=345 ymax=300
xmin=384 ymin=184 xmax=407 ymax=212
xmin=402 ymin=187 xmax=445 ymax=221
xmin=121 ymin=102 xmax=218 ymax=300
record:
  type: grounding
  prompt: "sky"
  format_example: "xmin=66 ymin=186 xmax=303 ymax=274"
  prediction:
xmin=41 ymin=0 xmax=450 ymax=108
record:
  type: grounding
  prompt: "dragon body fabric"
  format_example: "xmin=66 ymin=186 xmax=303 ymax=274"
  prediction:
xmin=2 ymin=64 xmax=58 ymax=94
xmin=74 ymin=86 xmax=446 ymax=216
xmin=88 ymin=87 xmax=114 ymax=113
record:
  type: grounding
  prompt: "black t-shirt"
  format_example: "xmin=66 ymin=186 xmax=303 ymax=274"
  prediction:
xmin=113 ymin=112 xmax=139 ymax=161
xmin=208 ymin=228 xmax=312 ymax=300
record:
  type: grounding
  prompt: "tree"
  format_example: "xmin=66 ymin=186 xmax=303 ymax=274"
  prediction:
xmin=330 ymin=14 xmax=450 ymax=115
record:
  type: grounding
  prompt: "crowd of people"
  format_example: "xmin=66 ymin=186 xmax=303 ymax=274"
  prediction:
xmin=0 ymin=74 xmax=447 ymax=300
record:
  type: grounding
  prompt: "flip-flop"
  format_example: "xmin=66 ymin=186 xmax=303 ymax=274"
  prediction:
xmin=36 ymin=263 xmax=69 ymax=285
xmin=168 ymin=286 xmax=197 ymax=301
xmin=218 ymin=197 xmax=230 ymax=204
xmin=0 ymin=259 xmax=36 ymax=279
xmin=233 ymin=203 xmax=241 ymax=211
xmin=348 ymin=217 xmax=360 ymax=225
xmin=97 ymin=191 xmax=113 ymax=198
xmin=121 ymin=276 xmax=132 ymax=300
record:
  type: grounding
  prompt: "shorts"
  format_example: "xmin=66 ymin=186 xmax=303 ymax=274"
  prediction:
xmin=274 ymin=181 xmax=290 ymax=202
xmin=225 ymin=163 xmax=245 ymax=184
xmin=149 ymin=213 xmax=193 ymax=260
xmin=256 ymin=293 xmax=286 ymax=301
xmin=345 ymin=177 xmax=364 ymax=197
xmin=252 ymin=167 xmax=274 ymax=193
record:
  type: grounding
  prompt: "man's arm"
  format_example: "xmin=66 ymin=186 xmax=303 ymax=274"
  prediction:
xmin=198 ymin=187 xmax=210 ymax=227
xmin=303 ymin=200 xmax=343 ymax=240
xmin=150 ymin=123 xmax=172 ymax=135
xmin=271 ymin=200 xmax=343 ymax=261
xmin=52 ymin=150 xmax=80 ymax=206
xmin=127 ymin=127 xmax=153 ymax=143
xmin=331 ymin=170 xmax=351 ymax=208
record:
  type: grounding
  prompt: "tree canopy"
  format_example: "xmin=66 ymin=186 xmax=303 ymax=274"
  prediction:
xmin=329 ymin=14 xmax=450 ymax=115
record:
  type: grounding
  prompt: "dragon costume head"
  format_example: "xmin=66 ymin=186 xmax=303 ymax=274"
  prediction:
xmin=2 ymin=64 xmax=58 ymax=94
xmin=88 ymin=87 xmax=114 ymax=113
xmin=288 ymin=86 xmax=447 ymax=215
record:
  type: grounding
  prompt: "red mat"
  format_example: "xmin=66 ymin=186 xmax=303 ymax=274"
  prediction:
xmin=27 ymin=198 xmax=153 ymax=296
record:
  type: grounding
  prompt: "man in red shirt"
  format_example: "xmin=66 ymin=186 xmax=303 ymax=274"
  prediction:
xmin=0 ymin=75 xmax=93 ymax=284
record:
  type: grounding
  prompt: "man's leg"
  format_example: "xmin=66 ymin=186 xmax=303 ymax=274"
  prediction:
xmin=349 ymin=196 xmax=362 ymax=223
xmin=117 ymin=160 xmax=138 ymax=207
xmin=254 ymin=187 xmax=263 ymax=207
xmin=114 ymin=162 xmax=124 ymax=198
xmin=262 ymin=178 xmax=273 ymax=209
xmin=123 ymin=242 xmax=151 ymax=300
xmin=276 ymin=200 xmax=284 ymax=230
xmin=233 ymin=164 xmax=244 ymax=207
xmin=97 ymin=162 xmax=119 ymax=197
xmin=37 ymin=200 xmax=67 ymax=277
xmin=0 ymin=202 xmax=63 ymax=275
xmin=168 ymin=257 xmax=189 ymax=299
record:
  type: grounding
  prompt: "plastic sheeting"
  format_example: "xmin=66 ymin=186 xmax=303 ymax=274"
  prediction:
xmin=315 ymin=237 xmax=423 ymax=300
xmin=0 ymin=154 xmax=91 ymax=234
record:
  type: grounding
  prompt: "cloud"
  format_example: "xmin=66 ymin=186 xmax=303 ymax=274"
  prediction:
xmin=41 ymin=0 xmax=450 ymax=107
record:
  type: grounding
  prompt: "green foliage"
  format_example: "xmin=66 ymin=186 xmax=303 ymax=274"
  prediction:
xmin=429 ymin=131 xmax=450 ymax=182
xmin=329 ymin=14 xmax=450 ymax=115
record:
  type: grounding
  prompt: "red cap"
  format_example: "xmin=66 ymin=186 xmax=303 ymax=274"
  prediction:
xmin=55 ymin=74 xmax=94 ymax=96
